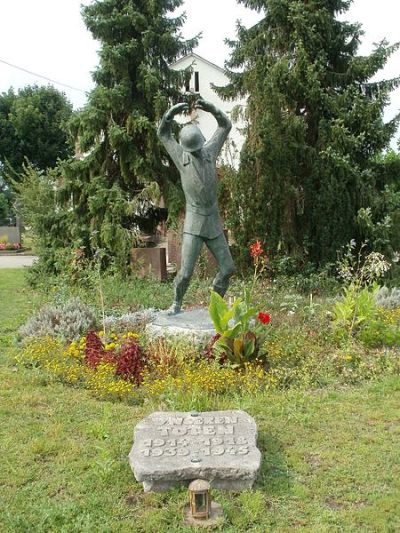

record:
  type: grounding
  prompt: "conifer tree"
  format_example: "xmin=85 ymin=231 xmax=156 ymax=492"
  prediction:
xmin=56 ymin=0 xmax=197 ymax=271
xmin=220 ymin=0 xmax=400 ymax=266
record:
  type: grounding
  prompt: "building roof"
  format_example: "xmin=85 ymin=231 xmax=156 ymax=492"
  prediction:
xmin=170 ymin=52 xmax=226 ymax=75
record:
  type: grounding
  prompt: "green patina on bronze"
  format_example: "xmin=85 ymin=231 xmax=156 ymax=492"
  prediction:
xmin=158 ymin=99 xmax=235 ymax=314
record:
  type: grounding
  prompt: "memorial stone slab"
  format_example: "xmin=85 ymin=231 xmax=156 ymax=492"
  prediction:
xmin=129 ymin=410 xmax=261 ymax=492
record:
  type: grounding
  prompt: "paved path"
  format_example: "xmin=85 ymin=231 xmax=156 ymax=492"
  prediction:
xmin=0 ymin=255 xmax=37 ymax=268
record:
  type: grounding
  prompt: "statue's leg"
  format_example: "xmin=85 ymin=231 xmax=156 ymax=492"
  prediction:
xmin=206 ymin=233 xmax=235 ymax=297
xmin=168 ymin=233 xmax=203 ymax=314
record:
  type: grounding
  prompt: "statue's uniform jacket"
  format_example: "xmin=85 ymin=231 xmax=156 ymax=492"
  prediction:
xmin=158 ymin=111 xmax=232 ymax=240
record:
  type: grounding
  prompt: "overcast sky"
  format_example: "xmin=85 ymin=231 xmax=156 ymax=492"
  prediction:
xmin=0 ymin=0 xmax=399 ymax=144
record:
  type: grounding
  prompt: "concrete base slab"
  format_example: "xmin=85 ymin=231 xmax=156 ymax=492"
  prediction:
xmin=184 ymin=501 xmax=224 ymax=529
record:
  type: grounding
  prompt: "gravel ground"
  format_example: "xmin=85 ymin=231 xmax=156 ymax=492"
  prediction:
xmin=0 ymin=255 xmax=37 ymax=268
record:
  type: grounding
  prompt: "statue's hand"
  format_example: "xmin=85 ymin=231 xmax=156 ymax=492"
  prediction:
xmin=166 ymin=102 xmax=189 ymax=120
xmin=195 ymin=98 xmax=218 ymax=115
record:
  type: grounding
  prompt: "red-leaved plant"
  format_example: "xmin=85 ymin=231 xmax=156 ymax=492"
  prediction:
xmin=84 ymin=331 xmax=107 ymax=368
xmin=202 ymin=333 xmax=228 ymax=364
xmin=84 ymin=331 xmax=145 ymax=385
xmin=114 ymin=338 xmax=145 ymax=384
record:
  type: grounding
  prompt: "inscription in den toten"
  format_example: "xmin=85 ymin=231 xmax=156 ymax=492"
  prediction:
xmin=138 ymin=413 xmax=251 ymax=458
xmin=152 ymin=414 xmax=238 ymax=437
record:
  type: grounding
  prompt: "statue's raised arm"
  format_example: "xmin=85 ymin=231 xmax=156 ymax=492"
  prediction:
xmin=195 ymin=99 xmax=232 ymax=160
xmin=158 ymin=102 xmax=189 ymax=169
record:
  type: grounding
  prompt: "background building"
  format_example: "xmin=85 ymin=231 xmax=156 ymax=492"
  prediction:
xmin=170 ymin=53 xmax=246 ymax=168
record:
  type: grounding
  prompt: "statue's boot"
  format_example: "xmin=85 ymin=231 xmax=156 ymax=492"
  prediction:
xmin=166 ymin=301 xmax=182 ymax=316
xmin=166 ymin=269 xmax=192 ymax=315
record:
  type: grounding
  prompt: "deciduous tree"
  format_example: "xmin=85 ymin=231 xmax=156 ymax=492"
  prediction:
xmin=0 ymin=85 xmax=73 ymax=182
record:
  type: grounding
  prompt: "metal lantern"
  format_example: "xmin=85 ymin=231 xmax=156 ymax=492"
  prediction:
xmin=189 ymin=479 xmax=211 ymax=520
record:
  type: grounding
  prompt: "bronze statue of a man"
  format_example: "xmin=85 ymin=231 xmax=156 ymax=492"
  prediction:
xmin=158 ymin=99 xmax=235 ymax=315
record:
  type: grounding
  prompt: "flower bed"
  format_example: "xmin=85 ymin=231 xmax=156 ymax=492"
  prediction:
xmin=0 ymin=242 xmax=22 ymax=250
xmin=13 ymin=245 xmax=400 ymax=406
xmin=0 ymin=243 xmax=25 ymax=254
xmin=16 ymin=311 xmax=400 ymax=407
xmin=16 ymin=329 xmax=272 ymax=403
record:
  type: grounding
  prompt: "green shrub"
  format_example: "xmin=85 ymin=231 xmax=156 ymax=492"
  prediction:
xmin=357 ymin=308 xmax=400 ymax=348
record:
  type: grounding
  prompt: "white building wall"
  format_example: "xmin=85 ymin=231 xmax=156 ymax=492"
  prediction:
xmin=170 ymin=54 xmax=246 ymax=168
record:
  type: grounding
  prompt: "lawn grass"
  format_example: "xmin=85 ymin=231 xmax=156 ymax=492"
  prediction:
xmin=29 ymin=272 xmax=214 ymax=316
xmin=0 ymin=269 xmax=44 ymax=350
xmin=1 ymin=270 xmax=399 ymax=532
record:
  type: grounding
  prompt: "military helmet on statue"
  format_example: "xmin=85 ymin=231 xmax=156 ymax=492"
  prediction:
xmin=179 ymin=123 xmax=206 ymax=152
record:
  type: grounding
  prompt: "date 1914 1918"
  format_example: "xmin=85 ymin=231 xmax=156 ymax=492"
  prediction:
xmin=140 ymin=436 xmax=250 ymax=457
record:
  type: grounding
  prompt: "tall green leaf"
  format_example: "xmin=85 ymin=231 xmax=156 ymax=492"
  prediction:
xmin=208 ymin=290 xmax=229 ymax=334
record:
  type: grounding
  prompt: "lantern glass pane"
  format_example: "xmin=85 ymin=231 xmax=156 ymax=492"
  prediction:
xmin=194 ymin=493 xmax=206 ymax=513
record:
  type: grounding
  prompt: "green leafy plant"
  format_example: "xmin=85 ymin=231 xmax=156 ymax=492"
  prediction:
xmin=333 ymin=242 xmax=391 ymax=340
xmin=208 ymin=290 xmax=271 ymax=368
xmin=332 ymin=283 xmax=379 ymax=338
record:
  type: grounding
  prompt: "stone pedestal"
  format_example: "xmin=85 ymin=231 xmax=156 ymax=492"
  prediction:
xmin=145 ymin=308 xmax=215 ymax=342
xmin=129 ymin=410 xmax=261 ymax=492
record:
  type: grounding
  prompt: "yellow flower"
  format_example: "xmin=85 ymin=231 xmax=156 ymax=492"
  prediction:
xmin=105 ymin=342 xmax=116 ymax=351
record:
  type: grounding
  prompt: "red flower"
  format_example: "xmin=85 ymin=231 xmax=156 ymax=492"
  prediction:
xmin=258 ymin=312 xmax=271 ymax=325
xmin=250 ymin=240 xmax=263 ymax=258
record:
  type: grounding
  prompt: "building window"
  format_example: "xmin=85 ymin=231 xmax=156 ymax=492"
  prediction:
xmin=194 ymin=71 xmax=199 ymax=93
